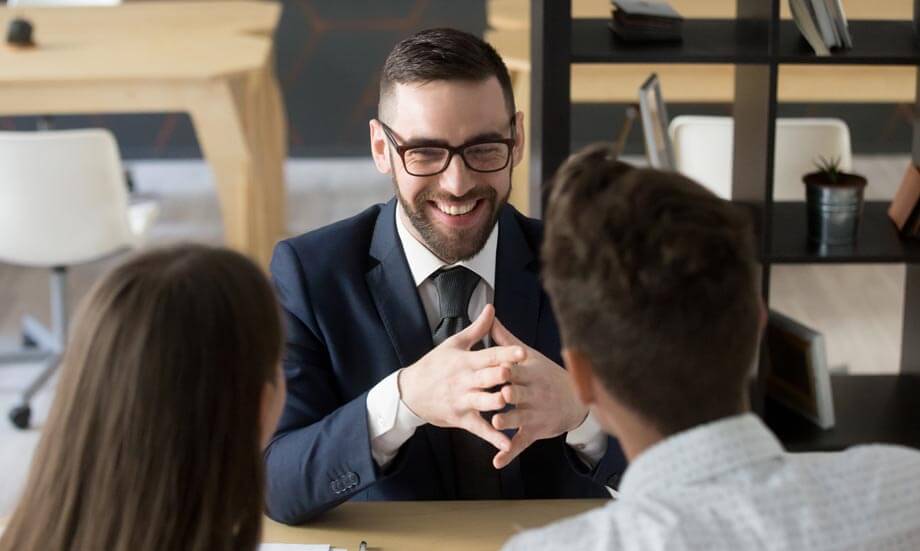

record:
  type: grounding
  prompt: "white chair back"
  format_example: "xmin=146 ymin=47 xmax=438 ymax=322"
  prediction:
xmin=668 ymin=116 xmax=852 ymax=200
xmin=669 ymin=116 xmax=734 ymax=199
xmin=0 ymin=129 xmax=137 ymax=267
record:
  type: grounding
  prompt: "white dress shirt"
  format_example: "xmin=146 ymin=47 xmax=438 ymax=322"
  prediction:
xmin=503 ymin=413 xmax=920 ymax=551
xmin=365 ymin=202 xmax=608 ymax=468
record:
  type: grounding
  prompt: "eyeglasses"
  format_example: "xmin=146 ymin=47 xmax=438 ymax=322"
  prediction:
xmin=377 ymin=117 xmax=516 ymax=177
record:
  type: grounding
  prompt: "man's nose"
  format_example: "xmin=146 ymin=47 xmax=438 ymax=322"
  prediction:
xmin=438 ymin=153 xmax=475 ymax=198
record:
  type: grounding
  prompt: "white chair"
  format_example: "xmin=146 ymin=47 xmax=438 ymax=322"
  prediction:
xmin=668 ymin=116 xmax=852 ymax=200
xmin=0 ymin=129 xmax=157 ymax=429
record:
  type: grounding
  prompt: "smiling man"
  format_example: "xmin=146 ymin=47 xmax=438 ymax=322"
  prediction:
xmin=264 ymin=28 xmax=626 ymax=524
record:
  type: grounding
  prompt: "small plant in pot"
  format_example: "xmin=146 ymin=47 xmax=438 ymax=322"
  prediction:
xmin=803 ymin=156 xmax=868 ymax=246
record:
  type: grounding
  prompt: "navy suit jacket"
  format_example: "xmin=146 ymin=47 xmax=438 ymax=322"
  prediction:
xmin=265 ymin=198 xmax=626 ymax=524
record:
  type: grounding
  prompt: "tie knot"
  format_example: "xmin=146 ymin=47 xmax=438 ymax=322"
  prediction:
xmin=432 ymin=266 xmax=480 ymax=320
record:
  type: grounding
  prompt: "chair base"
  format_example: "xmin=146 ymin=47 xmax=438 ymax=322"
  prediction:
xmin=1 ymin=267 xmax=68 ymax=430
xmin=1 ymin=323 xmax=62 ymax=430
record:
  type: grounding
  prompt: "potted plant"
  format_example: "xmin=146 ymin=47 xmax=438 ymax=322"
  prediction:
xmin=803 ymin=156 xmax=868 ymax=245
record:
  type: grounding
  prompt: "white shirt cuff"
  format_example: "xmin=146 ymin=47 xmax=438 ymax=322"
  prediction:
xmin=366 ymin=369 xmax=426 ymax=469
xmin=564 ymin=409 xmax=608 ymax=468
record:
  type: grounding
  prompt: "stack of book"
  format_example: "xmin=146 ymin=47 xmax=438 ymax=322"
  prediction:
xmin=609 ymin=0 xmax=683 ymax=44
xmin=789 ymin=0 xmax=852 ymax=56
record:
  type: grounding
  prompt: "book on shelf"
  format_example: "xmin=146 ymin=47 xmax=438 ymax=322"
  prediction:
xmin=609 ymin=0 xmax=683 ymax=43
xmin=789 ymin=0 xmax=852 ymax=56
xmin=765 ymin=310 xmax=835 ymax=430
xmin=888 ymin=163 xmax=920 ymax=238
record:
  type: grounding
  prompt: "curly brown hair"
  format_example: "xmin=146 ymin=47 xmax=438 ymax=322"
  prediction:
xmin=541 ymin=144 xmax=761 ymax=436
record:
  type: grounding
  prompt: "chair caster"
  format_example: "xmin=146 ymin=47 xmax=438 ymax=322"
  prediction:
xmin=9 ymin=405 xmax=31 ymax=429
xmin=22 ymin=333 xmax=37 ymax=348
xmin=125 ymin=168 xmax=135 ymax=194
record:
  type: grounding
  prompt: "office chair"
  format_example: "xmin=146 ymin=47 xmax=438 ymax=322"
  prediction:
xmin=0 ymin=129 xmax=157 ymax=429
xmin=669 ymin=116 xmax=852 ymax=200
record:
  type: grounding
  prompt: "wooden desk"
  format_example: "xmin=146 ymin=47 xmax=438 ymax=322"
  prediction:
xmin=0 ymin=1 xmax=287 ymax=268
xmin=263 ymin=499 xmax=606 ymax=551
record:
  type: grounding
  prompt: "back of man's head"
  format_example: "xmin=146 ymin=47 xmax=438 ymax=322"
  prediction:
xmin=378 ymin=28 xmax=515 ymax=123
xmin=542 ymin=143 xmax=761 ymax=437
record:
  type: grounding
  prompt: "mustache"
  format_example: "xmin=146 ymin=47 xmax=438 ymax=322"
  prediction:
xmin=415 ymin=186 xmax=497 ymax=205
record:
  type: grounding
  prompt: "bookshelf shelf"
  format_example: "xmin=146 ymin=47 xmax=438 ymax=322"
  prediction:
xmin=571 ymin=19 xmax=770 ymax=64
xmin=768 ymin=202 xmax=920 ymax=264
xmin=532 ymin=0 xmax=920 ymax=452
xmin=776 ymin=20 xmax=920 ymax=65
xmin=767 ymin=375 xmax=920 ymax=452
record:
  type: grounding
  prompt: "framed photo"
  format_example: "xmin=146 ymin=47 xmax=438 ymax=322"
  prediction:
xmin=638 ymin=73 xmax=675 ymax=170
xmin=765 ymin=310 xmax=835 ymax=429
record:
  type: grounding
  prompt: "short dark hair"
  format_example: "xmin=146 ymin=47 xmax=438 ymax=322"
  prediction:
xmin=541 ymin=143 xmax=761 ymax=436
xmin=378 ymin=28 xmax=515 ymax=122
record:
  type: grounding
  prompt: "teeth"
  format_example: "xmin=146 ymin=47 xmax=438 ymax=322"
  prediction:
xmin=435 ymin=200 xmax=476 ymax=216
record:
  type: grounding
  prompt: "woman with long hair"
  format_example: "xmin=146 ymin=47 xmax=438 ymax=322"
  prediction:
xmin=0 ymin=244 xmax=285 ymax=551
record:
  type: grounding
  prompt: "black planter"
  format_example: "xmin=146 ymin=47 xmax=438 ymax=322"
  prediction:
xmin=803 ymin=172 xmax=868 ymax=245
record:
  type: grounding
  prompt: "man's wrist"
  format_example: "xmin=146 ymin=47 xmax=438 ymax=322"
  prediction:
xmin=396 ymin=367 xmax=424 ymax=420
xmin=565 ymin=409 xmax=607 ymax=468
xmin=568 ymin=407 xmax=589 ymax=433
xmin=367 ymin=369 xmax=425 ymax=468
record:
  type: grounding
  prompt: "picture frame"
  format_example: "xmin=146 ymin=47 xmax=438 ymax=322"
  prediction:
xmin=765 ymin=310 xmax=835 ymax=429
xmin=638 ymin=73 xmax=675 ymax=170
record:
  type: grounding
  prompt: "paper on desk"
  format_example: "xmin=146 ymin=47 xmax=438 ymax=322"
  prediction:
xmin=260 ymin=544 xmax=345 ymax=551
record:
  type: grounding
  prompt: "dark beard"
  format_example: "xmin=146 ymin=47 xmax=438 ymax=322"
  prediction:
xmin=394 ymin=176 xmax=510 ymax=264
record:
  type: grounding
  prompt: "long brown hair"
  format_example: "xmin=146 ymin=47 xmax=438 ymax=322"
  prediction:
xmin=0 ymin=244 xmax=283 ymax=551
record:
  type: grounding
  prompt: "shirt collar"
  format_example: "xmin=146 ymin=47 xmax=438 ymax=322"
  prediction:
xmin=395 ymin=199 xmax=498 ymax=289
xmin=619 ymin=413 xmax=785 ymax=498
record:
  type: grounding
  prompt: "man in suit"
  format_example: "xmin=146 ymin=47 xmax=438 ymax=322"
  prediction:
xmin=265 ymin=28 xmax=626 ymax=524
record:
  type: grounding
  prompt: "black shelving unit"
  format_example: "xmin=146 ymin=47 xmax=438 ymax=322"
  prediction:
xmin=531 ymin=0 xmax=920 ymax=451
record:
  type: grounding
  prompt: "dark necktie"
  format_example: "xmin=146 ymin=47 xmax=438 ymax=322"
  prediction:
xmin=430 ymin=267 xmax=503 ymax=499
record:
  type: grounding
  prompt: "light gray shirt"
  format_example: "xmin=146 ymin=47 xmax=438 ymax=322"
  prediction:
xmin=503 ymin=413 xmax=920 ymax=551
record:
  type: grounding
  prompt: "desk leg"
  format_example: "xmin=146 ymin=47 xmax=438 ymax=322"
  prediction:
xmin=189 ymin=62 xmax=287 ymax=269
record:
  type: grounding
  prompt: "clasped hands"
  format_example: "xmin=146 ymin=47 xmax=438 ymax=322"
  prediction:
xmin=398 ymin=304 xmax=587 ymax=469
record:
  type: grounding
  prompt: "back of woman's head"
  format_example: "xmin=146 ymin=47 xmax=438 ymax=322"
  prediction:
xmin=0 ymin=244 xmax=283 ymax=551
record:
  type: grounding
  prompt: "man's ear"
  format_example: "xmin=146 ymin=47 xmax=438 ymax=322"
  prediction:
xmin=511 ymin=110 xmax=525 ymax=168
xmin=562 ymin=347 xmax=595 ymax=407
xmin=369 ymin=119 xmax=392 ymax=175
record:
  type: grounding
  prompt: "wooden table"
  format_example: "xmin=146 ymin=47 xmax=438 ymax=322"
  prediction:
xmin=263 ymin=499 xmax=606 ymax=551
xmin=0 ymin=1 xmax=287 ymax=267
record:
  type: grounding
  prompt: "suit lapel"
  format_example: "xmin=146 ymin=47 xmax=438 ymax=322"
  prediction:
xmin=493 ymin=206 xmax=541 ymax=358
xmin=493 ymin=205 xmax=541 ymax=499
xmin=365 ymin=198 xmax=456 ymax=497
xmin=366 ymin=198 xmax=433 ymax=367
